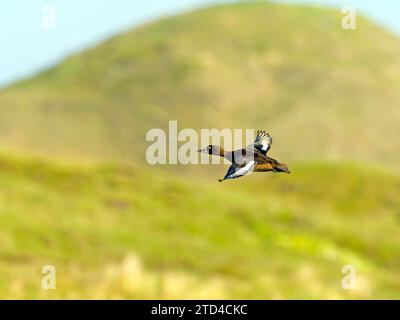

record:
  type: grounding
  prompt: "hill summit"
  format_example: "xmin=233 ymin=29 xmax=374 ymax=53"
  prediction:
xmin=1 ymin=2 xmax=400 ymax=167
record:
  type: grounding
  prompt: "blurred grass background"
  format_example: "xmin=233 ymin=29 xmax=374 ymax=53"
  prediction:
xmin=0 ymin=2 xmax=399 ymax=299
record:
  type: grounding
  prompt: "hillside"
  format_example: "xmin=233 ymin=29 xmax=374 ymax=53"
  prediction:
xmin=1 ymin=2 xmax=400 ymax=300
xmin=0 ymin=152 xmax=399 ymax=299
xmin=1 ymin=2 xmax=400 ymax=166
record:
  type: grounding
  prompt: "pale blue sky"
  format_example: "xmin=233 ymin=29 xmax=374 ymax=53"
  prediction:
xmin=0 ymin=0 xmax=399 ymax=88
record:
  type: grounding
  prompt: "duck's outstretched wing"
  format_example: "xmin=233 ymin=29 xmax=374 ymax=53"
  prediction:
xmin=252 ymin=130 xmax=272 ymax=155
xmin=219 ymin=161 xmax=256 ymax=182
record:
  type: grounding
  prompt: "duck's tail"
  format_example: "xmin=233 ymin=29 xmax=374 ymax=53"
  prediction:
xmin=274 ymin=163 xmax=290 ymax=174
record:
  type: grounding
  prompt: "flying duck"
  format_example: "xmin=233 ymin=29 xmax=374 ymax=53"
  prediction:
xmin=198 ymin=130 xmax=290 ymax=182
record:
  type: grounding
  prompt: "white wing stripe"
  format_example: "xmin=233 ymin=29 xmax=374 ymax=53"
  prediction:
xmin=230 ymin=161 xmax=255 ymax=178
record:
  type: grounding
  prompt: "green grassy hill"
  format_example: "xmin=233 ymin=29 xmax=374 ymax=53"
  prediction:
xmin=1 ymin=2 xmax=400 ymax=166
xmin=0 ymin=153 xmax=399 ymax=299
xmin=0 ymin=2 xmax=399 ymax=299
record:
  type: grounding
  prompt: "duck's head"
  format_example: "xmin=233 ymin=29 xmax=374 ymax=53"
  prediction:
xmin=197 ymin=145 xmax=222 ymax=156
